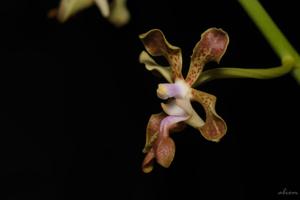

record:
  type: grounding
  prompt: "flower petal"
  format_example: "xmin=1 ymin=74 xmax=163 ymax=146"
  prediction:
xmin=191 ymin=89 xmax=227 ymax=142
xmin=57 ymin=0 xmax=94 ymax=22
xmin=107 ymin=0 xmax=130 ymax=27
xmin=142 ymin=148 xmax=155 ymax=173
xmin=139 ymin=51 xmax=173 ymax=83
xmin=143 ymin=113 xmax=166 ymax=153
xmin=185 ymin=28 xmax=229 ymax=86
xmin=94 ymin=0 xmax=110 ymax=17
xmin=139 ymin=29 xmax=183 ymax=80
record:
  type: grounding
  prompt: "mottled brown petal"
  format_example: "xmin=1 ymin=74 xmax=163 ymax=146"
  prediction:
xmin=143 ymin=113 xmax=166 ymax=153
xmin=155 ymin=137 xmax=175 ymax=168
xmin=185 ymin=28 xmax=229 ymax=86
xmin=142 ymin=148 xmax=155 ymax=173
xmin=191 ymin=89 xmax=227 ymax=142
xmin=139 ymin=29 xmax=183 ymax=80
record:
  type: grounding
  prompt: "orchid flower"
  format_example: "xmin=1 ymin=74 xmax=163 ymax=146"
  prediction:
xmin=49 ymin=0 xmax=130 ymax=27
xmin=139 ymin=28 xmax=229 ymax=173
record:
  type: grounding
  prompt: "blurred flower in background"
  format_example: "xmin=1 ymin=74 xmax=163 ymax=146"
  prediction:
xmin=48 ymin=0 xmax=130 ymax=27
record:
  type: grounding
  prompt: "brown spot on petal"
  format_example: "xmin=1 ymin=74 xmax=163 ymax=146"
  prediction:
xmin=191 ymin=89 xmax=227 ymax=142
xmin=185 ymin=28 xmax=229 ymax=86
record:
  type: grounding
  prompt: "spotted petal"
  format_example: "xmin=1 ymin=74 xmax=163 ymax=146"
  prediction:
xmin=56 ymin=0 xmax=94 ymax=22
xmin=139 ymin=51 xmax=172 ymax=83
xmin=185 ymin=28 xmax=229 ymax=86
xmin=139 ymin=29 xmax=183 ymax=80
xmin=191 ymin=89 xmax=227 ymax=142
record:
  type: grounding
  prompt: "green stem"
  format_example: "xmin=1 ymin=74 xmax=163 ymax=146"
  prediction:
xmin=194 ymin=57 xmax=294 ymax=85
xmin=239 ymin=0 xmax=300 ymax=83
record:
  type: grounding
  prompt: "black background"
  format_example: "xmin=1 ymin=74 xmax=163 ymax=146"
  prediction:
xmin=1 ymin=0 xmax=299 ymax=199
